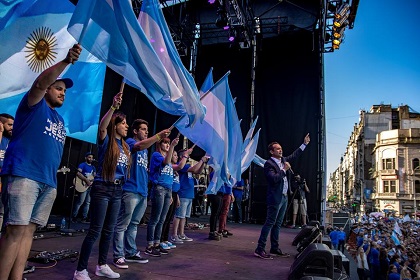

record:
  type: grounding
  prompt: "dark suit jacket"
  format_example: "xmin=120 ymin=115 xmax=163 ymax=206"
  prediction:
xmin=263 ymin=146 xmax=304 ymax=205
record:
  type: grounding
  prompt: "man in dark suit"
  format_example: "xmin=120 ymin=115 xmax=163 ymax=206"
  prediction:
xmin=254 ymin=133 xmax=310 ymax=259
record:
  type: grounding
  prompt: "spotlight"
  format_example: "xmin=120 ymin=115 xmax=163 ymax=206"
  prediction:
xmin=208 ymin=0 xmax=216 ymax=4
xmin=335 ymin=3 xmax=350 ymax=19
xmin=333 ymin=26 xmax=345 ymax=39
xmin=229 ymin=36 xmax=235 ymax=42
xmin=333 ymin=16 xmax=348 ymax=28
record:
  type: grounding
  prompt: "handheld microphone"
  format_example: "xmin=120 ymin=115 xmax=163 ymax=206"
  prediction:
xmin=92 ymin=159 xmax=98 ymax=162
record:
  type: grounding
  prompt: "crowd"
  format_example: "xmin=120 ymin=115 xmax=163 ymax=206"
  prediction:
xmin=344 ymin=213 xmax=420 ymax=280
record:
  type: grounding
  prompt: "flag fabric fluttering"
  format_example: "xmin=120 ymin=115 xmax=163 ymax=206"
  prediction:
xmin=0 ymin=0 xmax=106 ymax=144
xmin=253 ymin=154 xmax=266 ymax=167
xmin=241 ymin=128 xmax=260 ymax=173
xmin=199 ymin=67 xmax=214 ymax=95
xmin=243 ymin=116 xmax=258 ymax=150
xmin=175 ymin=72 xmax=242 ymax=186
xmin=68 ymin=0 xmax=205 ymax=126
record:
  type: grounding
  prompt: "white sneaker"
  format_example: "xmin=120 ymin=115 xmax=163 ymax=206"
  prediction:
xmin=73 ymin=269 xmax=91 ymax=280
xmin=95 ymin=264 xmax=120 ymax=278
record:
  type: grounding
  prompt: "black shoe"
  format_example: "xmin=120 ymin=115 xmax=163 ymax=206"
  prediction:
xmin=81 ymin=218 xmax=90 ymax=224
xmin=219 ymin=231 xmax=228 ymax=238
xmin=71 ymin=218 xmax=78 ymax=224
xmin=156 ymin=245 xmax=169 ymax=255
xmin=223 ymin=230 xmax=233 ymax=236
xmin=144 ymin=246 xmax=161 ymax=257
xmin=209 ymin=232 xmax=222 ymax=241
xmin=254 ymin=249 xmax=273 ymax=260
xmin=269 ymin=248 xmax=290 ymax=257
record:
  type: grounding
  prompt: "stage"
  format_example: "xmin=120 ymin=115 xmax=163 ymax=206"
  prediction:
xmin=23 ymin=215 xmax=357 ymax=280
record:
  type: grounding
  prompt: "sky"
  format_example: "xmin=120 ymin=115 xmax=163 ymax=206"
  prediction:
xmin=324 ymin=0 xmax=420 ymax=177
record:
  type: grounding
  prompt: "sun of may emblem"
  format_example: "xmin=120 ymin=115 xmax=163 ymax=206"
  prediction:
xmin=25 ymin=27 xmax=58 ymax=73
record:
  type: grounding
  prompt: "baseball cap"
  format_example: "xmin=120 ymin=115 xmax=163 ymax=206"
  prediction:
xmin=54 ymin=77 xmax=73 ymax=89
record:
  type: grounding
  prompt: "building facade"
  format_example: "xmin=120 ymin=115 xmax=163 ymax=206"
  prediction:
xmin=327 ymin=105 xmax=420 ymax=214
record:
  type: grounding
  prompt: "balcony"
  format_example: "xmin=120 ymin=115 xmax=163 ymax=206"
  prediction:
xmin=379 ymin=169 xmax=397 ymax=175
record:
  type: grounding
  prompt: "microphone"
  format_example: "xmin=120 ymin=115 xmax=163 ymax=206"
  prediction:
xmin=92 ymin=159 xmax=98 ymax=162
xmin=289 ymin=167 xmax=294 ymax=175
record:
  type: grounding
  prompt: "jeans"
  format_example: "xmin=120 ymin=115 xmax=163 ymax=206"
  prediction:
xmin=72 ymin=188 xmax=91 ymax=219
xmin=232 ymin=195 xmax=242 ymax=222
xmin=208 ymin=194 xmax=223 ymax=232
xmin=77 ymin=182 xmax=122 ymax=271
xmin=113 ymin=191 xmax=147 ymax=258
xmin=147 ymin=185 xmax=171 ymax=245
xmin=257 ymin=195 xmax=288 ymax=251
xmin=161 ymin=192 xmax=178 ymax=242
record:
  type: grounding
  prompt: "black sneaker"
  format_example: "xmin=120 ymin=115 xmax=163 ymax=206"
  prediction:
xmin=209 ymin=232 xmax=222 ymax=241
xmin=219 ymin=231 xmax=228 ymax=238
xmin=254 ymin=249 xmax=273 ymax=260
xmin=113 ymin=257 xmax=128 ymax=269
xmin=156 ymin=245 xmax=169 ymax=255
xmin=223 ymin=230 xmax=233 ymax=236
xmin=269 ymin=248 xmax=290 ymax=258
xmin=144 ymin=246 xmax=161 ymax=257
xmin=125 ymin=251 xmax=149 ymax=264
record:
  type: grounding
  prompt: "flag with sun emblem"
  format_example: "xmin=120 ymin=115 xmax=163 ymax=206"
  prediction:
xmin=0 ymin=0 xmax=106 ymax=144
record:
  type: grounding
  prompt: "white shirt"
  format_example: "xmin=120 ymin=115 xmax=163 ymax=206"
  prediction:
xmin=271 ymin=157 xmax=288 ymax=195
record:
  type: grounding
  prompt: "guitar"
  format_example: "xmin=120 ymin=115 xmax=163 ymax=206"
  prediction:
xmin=73 ymin=174 xmax=95 ymax=193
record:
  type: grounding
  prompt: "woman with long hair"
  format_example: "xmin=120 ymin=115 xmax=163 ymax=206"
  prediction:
xmin=73 ymin=92 xmax=130 ymax=280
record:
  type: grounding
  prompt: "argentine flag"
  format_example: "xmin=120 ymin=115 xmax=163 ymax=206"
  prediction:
xmin=0 ymin=0 xmax=106 ymax=144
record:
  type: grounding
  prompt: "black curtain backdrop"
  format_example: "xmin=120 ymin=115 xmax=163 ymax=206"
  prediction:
xmin=56 ymin=30 xmax=322 ymax=223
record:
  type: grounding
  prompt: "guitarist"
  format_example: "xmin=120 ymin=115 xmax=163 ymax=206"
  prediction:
xmin=72 ymin=152 xmax=96 ymax=223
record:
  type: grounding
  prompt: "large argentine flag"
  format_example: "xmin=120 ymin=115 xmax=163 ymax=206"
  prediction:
xmin=176 ymin=72 xmax=241 ymax=185
xmin=68 ymin=0 xmax=205 ymax=127
xmin=0 ymin=0 xmax=106 ymax=144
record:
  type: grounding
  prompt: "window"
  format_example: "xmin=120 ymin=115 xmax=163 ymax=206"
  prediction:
xmin=413 ymin=158 xmax=420 ymax=170
xmin=415 ymin=180 xmax=420 ymax=194
xmin=382 ymin=158 xmax=395 ymax=170
xmin=383 ymin=180 xmax=396 ymax=193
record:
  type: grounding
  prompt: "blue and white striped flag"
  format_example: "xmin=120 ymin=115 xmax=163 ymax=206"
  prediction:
xmin=0 ymin=0 xmax=106 ymax=144
xmin=253 ymin=154 xmax=266 ymax=167
xmin=68 ymin=0 xmax=205 ymax=126
xmin=243 ymin=116 xmax=258 ymax=150
xmin=241 ymin=128 xmax=260 ymax=173
xmin=199 ymin=67 xmax=214 ymax=95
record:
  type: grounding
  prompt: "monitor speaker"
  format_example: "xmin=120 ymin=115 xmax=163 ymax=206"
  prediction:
xmin=292 ymin=226 xmax=315 ymax=246
xmin=297 ymin=227 xmax=322 ymax=253
xmin=288 ymin=243 xmax=333 ymax=280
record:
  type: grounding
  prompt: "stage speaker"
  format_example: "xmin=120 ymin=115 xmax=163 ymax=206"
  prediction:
xmin=321 ymin=235 xmax=332 ymax=249
xmin=292 ymin=226 xmax=315 ymax=246
xmin=288 ymin=243 xmax=334 ymax=280
xmin=297 ymin=226 xmax=321 ymax=253
xmin=331 ymin=250 xmax=342 ymax=273
xmin=250 ymin=201 xmax=267 ymax=224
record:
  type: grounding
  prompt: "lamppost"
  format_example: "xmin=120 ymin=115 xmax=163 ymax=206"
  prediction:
xmin=413 ymin=166 xmax=420 ymax=218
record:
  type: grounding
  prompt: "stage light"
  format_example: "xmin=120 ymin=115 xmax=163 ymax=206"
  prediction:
xmin=254 ymin=17 xmax=261 ymax=35
xmin=229 ymin=36 xmax=235 ymax=42
xmin=333 ymin=26 xmax=345 ymax=39
xmin=208 ymin=0 xmax=216 ymax=4
xmin=333 ymin=16 xmax=348 ymax=28
xmin=335 ymin=3 xmax=350 ymax=19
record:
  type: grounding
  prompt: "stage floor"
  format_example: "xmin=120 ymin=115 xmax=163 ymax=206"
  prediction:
xmin=21 ymin=215 xmax=357 ymax=280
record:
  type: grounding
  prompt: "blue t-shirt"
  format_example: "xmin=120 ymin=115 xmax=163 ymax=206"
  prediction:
xmin=232 ymin=179 xmax=244 ymax=200
xmin=178 ymin=164 xmax=195 ymax=199
xmin=0 ymin=136 xmax=10 ymax=170
xmin=122 ymin=138 xmax=148 ymax=196
xmin=95 ymin=136 xmax=129 ymax=181
xmin=78 ymin=162 xmax=96 ymax=178
xmin=149 ymin=152 xmax=173 ymax=190
xmin=2 ymin=94 xmax=65 ymax=188
xmin=172 ymin=173 xmax=180 ymax=193
xmin=219 ymin=183 xmax=232 ymax=195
